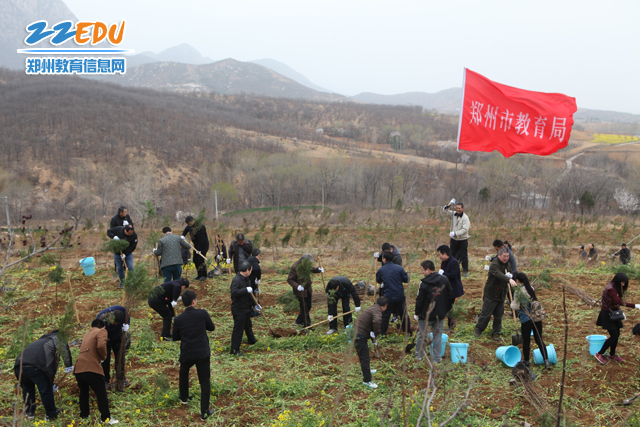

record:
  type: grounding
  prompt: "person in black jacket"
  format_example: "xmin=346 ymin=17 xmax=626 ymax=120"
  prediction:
xmin=148 ymin=278 xmax=189 ymax=341
xmin=227 ymin=233 xmax=253 ymax=274
xmin=376 ymin=252 xmax=410 ymax=336
xmin=325 ymin=276 xmax=362 ymax=335
xmin=414 ymin=260 xmax=453 ymax=362
xmin=374 ymin=243 xmax=403 ymax=266
xmin=182 ymin=215 xmax=209 ymax=281
xmin=96 ymin=306 xmax=130 ymax=389
xmin=230 ymin=261 xmax=258 ymax=355
xmin=615 ymin=243 xmax=631 ymax=265
xmin=173 ymin=290 xmax=216 ymax=420
xmin=247 ymin=249 xmax=262 ymax=316
xmin=109 ymin=206 xmax=133 ymax=228
xmin=437 ymin=245 xmax=464 ymax=331
xmin=106 ymin=225 xmax=138 ymax=288
xmin=14 ymin=330 xmax=73 ymax=421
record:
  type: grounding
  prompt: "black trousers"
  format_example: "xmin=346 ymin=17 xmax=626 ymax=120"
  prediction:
xmin=355 ymin=338 xmax=371 ymax=383
xmin=15 ymin=366 xmax=57 ymax=418
xmin=193 ymin=249 xmax=208 ymax=278
xmin=380 ymin=298 xmax=410 ymax=336
xmin=231 ymin=313 xmax=256 ymax=352
xmin=450 ymin=238 xmax=469 ymax=272
xmin=599 ymin=324 xmax=621 ymax=356
xmin=296 ymin=295 xmax=312 ymax=327
xmin=328 ymin=295 xmax=352 ymax=330
xmin=446 ymin=297 xmax=457 ymax=329
xmin=179 ymin=357 xmax=210 ymax=416
xmin=148 ymin=298 xmax=174 ymax=338
xmin=521 ymin=320 xmax=547 ymax=362
xmin=75 ymin=371 xmax=111 ymax=422
xmin=102 ymin=336 xmax=125 ymax=382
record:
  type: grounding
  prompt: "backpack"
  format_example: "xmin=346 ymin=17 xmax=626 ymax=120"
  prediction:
xmin=529 ymin=300 xmax=546 ymax=322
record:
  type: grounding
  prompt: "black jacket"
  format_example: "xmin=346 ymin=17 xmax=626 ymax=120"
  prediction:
xmin=440 ymin=256 xmax=464 ymax=299
xmin=182 ymin=224 xmax=209 ymax=253
xmin=150 ymin=280 xmax=184 ymax=304
xmin=230 ymin=273 xmax=254 ymax=315
xmin=376 ymin=262 xmax=409 ymax=303
xmin=483 ymin=257 xmax=512 ymax=302
xmin=229 ymin=239 xmax=253 ymax=273
xmin=325 ymin=276 xmax=361 ymax=307
xmin=106 ymin=226 xmax=138 ymax=256
xmin=247 ymin=255 xmax=261 ymax=289
xmin=14 ymin=331 xmax=72 ymax=383
xmin=96 ymin=305 xmax=129 ymax=341
xmin=415 ymin=272 xmax=453 ymax=321
xmin=376 ymin=245 xmax=403 ymax=266
xmin=173 ymin=306 xmax=215 ymax=362
xmin=110 ymin=213 xmax=133 ymax=229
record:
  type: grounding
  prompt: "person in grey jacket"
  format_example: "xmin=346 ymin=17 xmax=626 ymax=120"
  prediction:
xmin=14 ymin=330 xmax=73 ymax=421
xmin=443 ymin=198 xmax=471 ymax=277
xmin=489 ymin=239 xmax=517 ymax=275
xmin=153 ymin=227 xmax=192 ymax=283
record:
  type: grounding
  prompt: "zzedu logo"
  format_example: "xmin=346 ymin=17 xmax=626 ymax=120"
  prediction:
xmin=18 ymin=20 xmax=134 ymax=75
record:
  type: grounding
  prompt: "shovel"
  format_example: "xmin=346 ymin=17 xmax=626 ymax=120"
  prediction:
xmin=296 ymin=310 xmax=356 ymax=333
xmin=507 ymin=284 xmax=523 ymax=346
xmin=623 ymin=392 xmax=640 ymax=406
xmin=249 ymin=293 xmax=281 ymax=338
xmin=373 ymin=339 xmax=381 ymax=358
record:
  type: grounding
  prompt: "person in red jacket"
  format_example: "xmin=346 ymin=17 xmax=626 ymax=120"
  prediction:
xmin=595 ymin=273 xmax=640 ymax=364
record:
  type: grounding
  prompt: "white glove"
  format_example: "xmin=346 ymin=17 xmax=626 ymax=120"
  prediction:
xmin=171 ymin=301 xmax=177 ymax=308
xmin=370 ymin=332 xmax=375 ymax=339
xmin=255 ymin=279 xmax=260 ymax=285
xmin=484 ymin=265 xmax=490 ymax=271
xmin=355 ymin=306 xmax=361 ymax=313
xmin=328 ymin=315 xmax=333 ymax=321
xmin=450 ymin=198 xmax=456 ymax=205
xmin=122 ymin=220 xmax=129 ymax=226
xmin=122 ymin=324 xmax=130 ymax=332
xmin=246 ymin=287 xmax=253 ymax=293
xmin=438 ymin=269 xmax=444 ymax=275
xmin=113 ymin=236 xmax=120 ymax=240
xmin=180 ymin=235 xmax=185 ymax=240
xmin=121 ymin=254 xmax=126 ymax=260
xmin=380 ymin=283 xmax=384 ymax=288
xmin=588 ymin=258 xmax=591 ymax=261
xmin=53 ymin=385 xmax=59 ymax=392
xmin=449 ymin=232 xmax=456 ymax=238
xmin=65 ymin=366 xmax=74 ymax=373
xmin=256 ymin=304 xmax=262 ymax=310
xmin=505 ymin=272 xmax=513 ymax=279
xmin=318 ymin=267 xmax=324 ymax=273
xmin=226 ymin=258 xmax=231 ymax=264
xmin=485 ymin=255 xmax=492 ymax=261
xmin=216 ymin=254 xmax=221 ymax=260
xmin=510 ymin=301 xmax=519 ymax=310
xmin=414 ymin=314 xmax=419 ymax=321
xmin=373 ymin=252 xmax=380 ymax=258
xmin=297 ymin=285 xmax=304 ymax=292
xmin=635 ymin=304 xmax=640 ymax=309
xmin=177 ymin=296 xmax=182 ymax=301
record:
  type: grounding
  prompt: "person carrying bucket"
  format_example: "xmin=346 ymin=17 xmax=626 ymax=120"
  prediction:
xmin=594 ymin=273 xmax=640 ymax=364
xmin=509 ymin=273 xmax=550 ymax=369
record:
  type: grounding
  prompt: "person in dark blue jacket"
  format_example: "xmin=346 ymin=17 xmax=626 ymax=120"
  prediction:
xmin=376 ymin=252 xmax=410 ymax=335
xmin=437 ymin=245 xmax=464 ymax=331
xmin=325 ymin=276 xmax=362 ymax=335
xmin=173 ymin=290 xmax=216 ymax=420
xmin=96 ymin=306 xmax=130 ymax=389
xmin=148 ymin=278 xmax=189 ymax=341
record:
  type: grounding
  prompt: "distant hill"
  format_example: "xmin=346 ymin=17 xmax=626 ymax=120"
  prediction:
xmin=110 ymin=58 xmax=345 ymax=100
xmin=0 ymin=0 xmax=77 ymax=69
xmin=250 ymin=58 xmax=333 ymax=94
xmin=128 ymin=43 xmax=215 ymax=67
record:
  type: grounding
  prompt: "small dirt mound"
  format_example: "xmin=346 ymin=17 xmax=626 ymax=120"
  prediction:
xmin=271 ymin=327 xmax=297 ymax=337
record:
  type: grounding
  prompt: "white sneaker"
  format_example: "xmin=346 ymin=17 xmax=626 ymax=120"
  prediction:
xmin=326 ymin=329 xmax=337 ymax=335
xmin=363 ymin=381 xmax=378 ymax=389
xmin=103 ymin=419 xmax=119 ymax=425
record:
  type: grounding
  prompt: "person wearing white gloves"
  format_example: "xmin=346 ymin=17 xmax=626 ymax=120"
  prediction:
xmin=106 ymin=225 xmax=137 ymax=289
xmin=324 ymin=276 xmax=362 ymax=335
xmin=287 ymin=254 xmax=324 ymax=328
xmin=181 ymin=215 xmax=210 ymax=282
xmin=414 ymin=260 xmax=453 ymax=362
xmin=230 ymin=262 xmax=258 ymax=355
xmin=147 ymin=278 xmax=190 ymax=341
xmin=153 ymin=227 xmax=192 ymax=283
xmin=109 ymin=206 xmax=133 ymax=228
xmin=442 ymin=198 xmax=471 ymax=277
xmin=246 ymin=248 xmax=263 ymax=317
xmin=96 ymin=306 xmax=131 ymax=389
xmin=594 ymin=273 xmax=640 ymax=364
xmin=436 ymin=245 xmax=465 ymax=332
xmin=355 ymin=297 xmax=388 ymax=389
xmin=13 ymin=329 xmax=73 ymax=421
xmin=489 ymin=239 xmax=518 ymax=275
xmin=474 ymin=248 xmax=513 ymax=341
xmin=376 ymin=252 xmax=410 ymax=336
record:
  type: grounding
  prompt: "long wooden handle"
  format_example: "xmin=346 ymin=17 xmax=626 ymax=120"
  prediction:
xmin=228 ymin=235 xmax=233 ymax=285
xmin=318 ymin=255 xmax=326 ymax=288
xmin=250 ymin=292 xmax=276 ymax=335
xmin=193 ymin=249 xmax=208 ymax=261
xmin=299 ymin=310 xmax=356 ymax=331
xmin=507 ymin=283 xmax=518 ymax=327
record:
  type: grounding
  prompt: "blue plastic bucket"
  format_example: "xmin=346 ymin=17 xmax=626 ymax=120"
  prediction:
xmin=495 ymin=345 xmax=521 ymax=367
xmin=450 ymin=343 xmax=469 ymax=364
xmin=428 ymin=333 xmax=448 ymax=358
xmin=586 ymin=335 xmax=607 ymax=356
xmin=79 ymin=257 xmax=95 ymax=276
xmin=533 ymin=344 xmax=557 ymax=365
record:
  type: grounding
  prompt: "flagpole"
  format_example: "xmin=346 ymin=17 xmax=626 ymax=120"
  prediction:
xmin=456 ymin=67 xmax=467 ymax=152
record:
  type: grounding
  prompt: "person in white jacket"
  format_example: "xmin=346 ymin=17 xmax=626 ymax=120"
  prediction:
xmin=443 ymin=198 xmax=471 ymax=277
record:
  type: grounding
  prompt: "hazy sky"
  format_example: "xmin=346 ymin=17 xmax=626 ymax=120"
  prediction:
xmin=63 ymin=0 xmax=640 ymax=114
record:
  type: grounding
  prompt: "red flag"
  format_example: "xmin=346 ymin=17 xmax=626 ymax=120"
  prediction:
xmin=457 ymin=68 xmax=577 ymax=157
